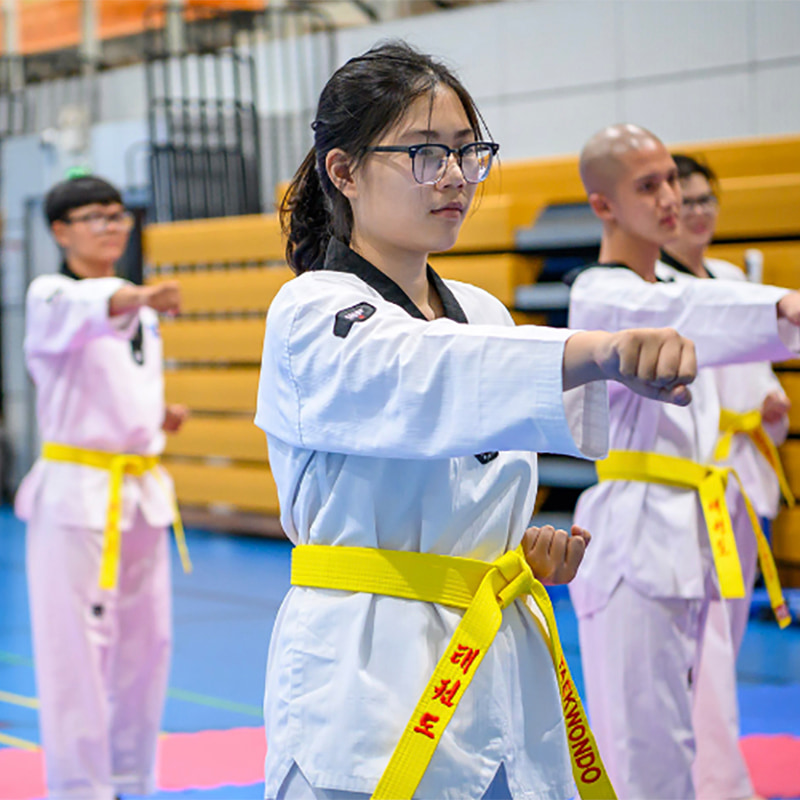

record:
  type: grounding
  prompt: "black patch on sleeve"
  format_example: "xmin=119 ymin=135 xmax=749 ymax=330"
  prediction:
xmin=475 ymin=451 xmax=499 ymax=465
xmin=130 ymin=321 xmax=145 ymax=365
xmin=333 ymin=302 xmax=376 ymax=339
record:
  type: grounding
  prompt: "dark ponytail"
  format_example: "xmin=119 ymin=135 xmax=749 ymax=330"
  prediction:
xmin=280 ymin=40 xmax=488 ymax=274
xmin=281 ymin=149 xmax=332 ymax=274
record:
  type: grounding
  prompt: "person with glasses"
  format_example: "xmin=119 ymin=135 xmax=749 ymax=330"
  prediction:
xmin=255 ymin=42 xmax=700 ymax=800
xmin=566 ymin=125 xmax=800 ymax=800
xmin=14 ymin=175 xmax=188 ymax=800
xmin=659 ymin=154 xmax=790 ymax=800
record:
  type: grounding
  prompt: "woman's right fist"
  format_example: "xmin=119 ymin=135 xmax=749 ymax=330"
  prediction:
xmin=596 ymin=327 xmax=697 ymax=406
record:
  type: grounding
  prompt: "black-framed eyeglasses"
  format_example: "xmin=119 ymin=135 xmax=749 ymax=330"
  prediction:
xmin=366 ymin=141 xmax=500 ymax=185
xmin=65 ymin=209 xmax=135 ymax=233
xmin=682 ymin=193 xmax=718 ymax=213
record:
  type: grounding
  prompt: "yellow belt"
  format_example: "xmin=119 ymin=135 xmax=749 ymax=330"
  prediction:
xmin=716 ymin=408 xmax=795 ymax=508
xmin=596 ymin=450 xmax=791 ymax=628
xmin=291 ymin=544 xmax=616 ymax=800
xmin=42 ymin=442 xmax=192 ymax=590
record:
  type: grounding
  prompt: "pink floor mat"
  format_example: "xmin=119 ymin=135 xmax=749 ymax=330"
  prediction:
xmin=0 ymin=726 xmax=265 ymax=799
xmin=741 ymin=734 xmax=800 ymax=800
xmin=2 ymin=730 xmax=798 ymax=799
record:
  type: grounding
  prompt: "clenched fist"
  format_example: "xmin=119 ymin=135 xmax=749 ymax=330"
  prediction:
xmin=762 ymin=389 xmax=791 ymax=425
xmin=143 ymin=281 xmax=181 ymax=315
xmin=522 ymin=524 xmax=591 ymax=585
xmin=595 ymin=327 xmax=696 ymax=406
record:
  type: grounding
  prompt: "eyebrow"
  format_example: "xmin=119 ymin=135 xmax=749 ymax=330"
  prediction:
xmin=635 ymin=171 xmax=669 ymax=183
xmin=398 ymin=127 xmax=476 ymax=141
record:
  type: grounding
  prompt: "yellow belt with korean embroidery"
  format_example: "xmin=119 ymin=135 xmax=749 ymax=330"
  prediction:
xmin=291 ymin=544 xmax=616 ymax=800
xmin=596 ymin=450 xmax=791 ymax=628
xmin=716 ymin=408 xmax=795 ymax=508
xmin=41 ymin=442 xmax=192 ymax=590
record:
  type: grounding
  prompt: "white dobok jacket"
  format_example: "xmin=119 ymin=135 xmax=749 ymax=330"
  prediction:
xmin=15 ymin=273 xmax=175 ymax=531
xmin=568 ymin=263 xmax=798 ymax=618
xmin=255 ymin=239 xmax=610 ymax=800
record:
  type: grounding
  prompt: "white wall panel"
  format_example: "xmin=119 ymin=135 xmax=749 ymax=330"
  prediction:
xmin=336 ymin=3 xmax=503 ymax=103
xmin=497 ymin=1 xmax=617 ymax=95
xmin=754 ymin=62 xmax=800 ymax=134
xmin=754 ymin=0 xmax=800 ymax=62
xmin=489 ymin=86 xmax=618 ymax=160
xmin=622 ymin=72 xmax=751 ymax=144
xmin=619 ymin=0 xmax=749 ymax=80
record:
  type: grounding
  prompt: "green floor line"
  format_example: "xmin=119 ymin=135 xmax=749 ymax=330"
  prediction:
xmin=0 ymin=649 xmax=261 ymax=720
xmin=0 ymin=731 xmax=39 ymax=751
xmin=0 ymin=689 xmax=38 ymax=709
xmin=0 ymin=650 xmax=34 ymax=667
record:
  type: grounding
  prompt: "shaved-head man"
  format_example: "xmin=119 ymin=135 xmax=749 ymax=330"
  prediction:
xmin=566 ymin=124 xmax=800 ymax=800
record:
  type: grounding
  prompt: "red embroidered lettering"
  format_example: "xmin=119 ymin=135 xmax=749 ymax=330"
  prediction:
xmin=450 ymin=644 xmax=480 ymax=674
xmin=413 ymin=712 xmax=440 ymax=739
xmin=581 ymin=766 xmax=601 ymax=784
xmin=568 ymin=723 xmax=586 ymax=742
xmin=432 ymin=678 xmax=460 ymax=707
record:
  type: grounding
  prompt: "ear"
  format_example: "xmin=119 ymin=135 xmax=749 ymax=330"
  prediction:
xmin=50 ymin=219 xmax=71 ymax=249
xmin=325 ymin=149 xmax=357 ymax=200
xmin=587 ymin=192 xmax=614 ymax=223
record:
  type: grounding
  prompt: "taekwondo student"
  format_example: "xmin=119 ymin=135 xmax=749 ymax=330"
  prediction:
xmin=255 ymin=43 xmax=699 ymax=800
xmin=15 ymin=175 xmax=189 ymax=800
xmin=659 ymin=153 xmax=792 ymax=800
xmin=567 ymin=124 xmax=800 ymax=800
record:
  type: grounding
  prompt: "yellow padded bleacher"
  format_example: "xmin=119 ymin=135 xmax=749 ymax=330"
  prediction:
xmin=429 ymin=253 xmax=542 ymax=307
xmin=160 ymin=318 xmax=266 ymax=363
xmin=707 ymin=241 xmax=800 ymax=289
xmin=715 ymin=174 xmax=800 ymax=240
xmin=163 ymin=416 xmax=267 ymax=461
xmin=165 ymin=368 xmax=259 ymax=412
xmin=145 ymin=214 xmax=284 ymax=268
xmin=166 ymin=461 xmax=279 ymax=514
xmin=150 ymin=266 xmax=294 ymax=314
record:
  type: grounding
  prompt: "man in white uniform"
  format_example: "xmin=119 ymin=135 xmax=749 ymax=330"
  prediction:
xmin=567 ymin=125 xmax=800 ymax=800
xmin=14 ymin=175 xmax=187 ymax=800
xmin=660 ymin=153 xmax=791 ymax=800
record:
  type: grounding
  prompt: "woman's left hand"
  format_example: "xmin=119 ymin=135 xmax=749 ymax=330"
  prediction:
xmin=522 ymin=524 xmax=591 ymax=585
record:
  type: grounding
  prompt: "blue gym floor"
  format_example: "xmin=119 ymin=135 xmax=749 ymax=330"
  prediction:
xmin=1 ymin=506 xmax=799 ymax=798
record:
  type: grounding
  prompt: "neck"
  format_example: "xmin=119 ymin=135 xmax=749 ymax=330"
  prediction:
xmin=664 ymin=241 xmax=707 ymax=278
xmin=67 ymin=255 xmax=116 ymax=279
xmin=598 ymin=224 xmax=661 ymax=283
xmin=350 ymin=233 xmax=441 ymax=319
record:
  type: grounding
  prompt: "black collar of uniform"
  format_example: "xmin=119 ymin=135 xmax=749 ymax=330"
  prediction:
xmin=564 ymin=260 xmax=672 ymax=286
xmin=60 ymin=260 xmax=83 ymax=280
xmin=323 ymin=237 xmax=468 ymax=323
xmin=659 ymin=249 xmax=715 ymax=279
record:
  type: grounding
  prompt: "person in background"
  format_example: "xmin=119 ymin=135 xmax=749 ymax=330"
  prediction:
xmin=568 ymin=123 xmax=800 ymax=800
xmin=15 ymin=175 xmax=189 ymax=800
xmin=661 ymin=153 xmax=791 ymax=800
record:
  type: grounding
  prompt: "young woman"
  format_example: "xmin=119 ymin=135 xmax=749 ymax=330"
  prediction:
xmin=255 ymin=45 xmax=696 ymax=800
xmin=662 ymin=154 xmax=791 ymax=800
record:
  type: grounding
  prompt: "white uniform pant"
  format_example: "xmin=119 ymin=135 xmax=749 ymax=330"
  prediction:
xmin=577 ymin=579 xmax=710 ymax=800
xmin=692 ymin=493 xmax=758 ymax=800
xmin=26 ymin=502 xmax=172 ymax=800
